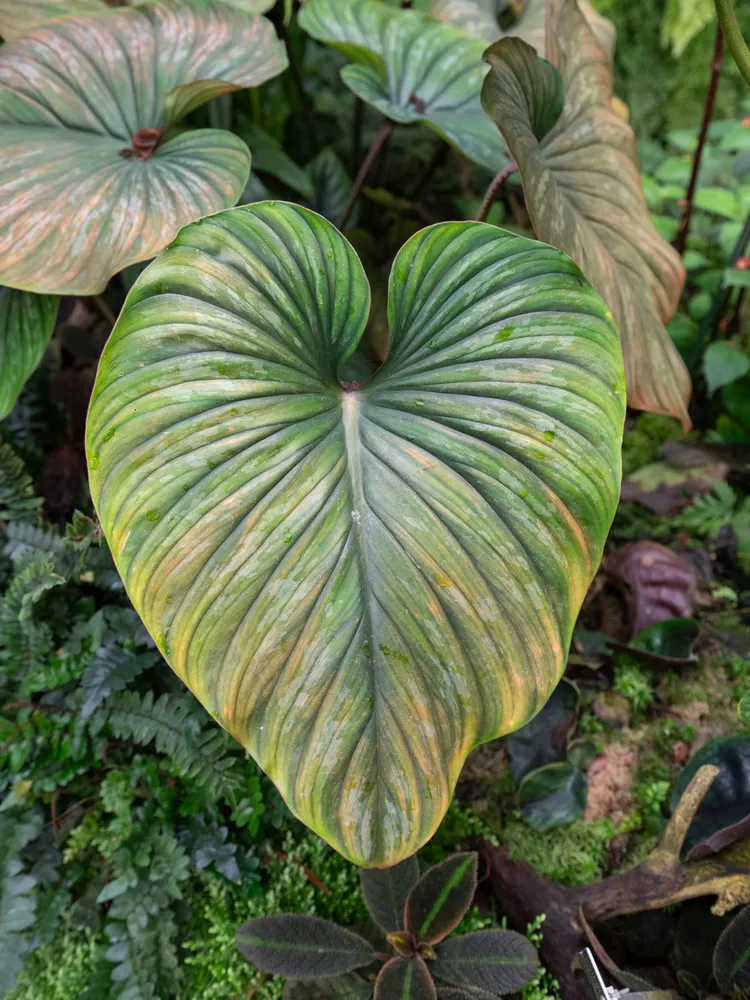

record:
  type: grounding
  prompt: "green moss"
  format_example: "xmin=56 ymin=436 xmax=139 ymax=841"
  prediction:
xmin=503 ymin=818 xmax=617 ymax=887
xmin=420 ymin=800 xmax=500 ymax=866
xmin=621 ymin=413 xmax=682 ymax=476
xmin=179 ymin=832 xmax=367 ymax=1000
xmin=6 ymin=925 xmax=100 ymax=1000
xmin=613 ymin=657 xmax=653 ymax=717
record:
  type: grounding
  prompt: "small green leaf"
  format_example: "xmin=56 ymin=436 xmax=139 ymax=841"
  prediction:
xmin=703 ymin=341 xmax=750 ymax=396
xmin=237 ymin=117 xmax=315 ymax=199
xmin=435 ymin=990 xmax=497 ymax=1000
xmin=713 ymin=904 xmax=750 ymax=996
xmin=431 ymin=929 xmax=539 ymax=995
xmin=739 ymin=691 xmax=750 ymax=727
xmin=506 ymin=677 xmax=579 ymax=783
xmin=518 ymin=761 xmax=587 ymax=831
xmin=305 ymin=148 xmax=353 ymax=223
xmin=405 ymin=853 xmax=477 ymax=946
xmin=374 ymin=957 xmax=436 ymax=1000
xmin=630 ymin=618 xmax=699 ymax=659
xmin=0 ymin=289 xmax=59 ymax=420
xmin=360 ymin=855 xmax=420 ymax=934
xmin=694 ymin=187 xmax=740 ymax=220
xmin=724 ymin=267 xmax=750 ymax=289
xmin=284 ymin=973 xmax=373 ymax=999
xmin=236 ymin=914 xmax=375 ymax=978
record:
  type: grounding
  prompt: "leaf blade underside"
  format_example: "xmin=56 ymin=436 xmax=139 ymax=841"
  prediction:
xmin=481 ymin=7 xmax=690 ymax=429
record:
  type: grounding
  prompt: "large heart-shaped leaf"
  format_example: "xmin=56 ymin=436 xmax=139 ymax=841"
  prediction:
xmin=0 ymin=289 xmax=60 ymax=420
xmin=0 ymin=0 xmax=275 ymax=41
xmin=86 ymin=202 xmax=625 ymax=866
xmin=481 ymin=4 xmax=690 ymax=429
xmin=298 ymin=0 xmax=508 ymax=173
xmin=0 ymin=2 xmax=287 ymax=295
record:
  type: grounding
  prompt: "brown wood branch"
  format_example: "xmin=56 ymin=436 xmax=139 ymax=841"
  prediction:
xmin=484 ymin=766 xmax=750 ymax=999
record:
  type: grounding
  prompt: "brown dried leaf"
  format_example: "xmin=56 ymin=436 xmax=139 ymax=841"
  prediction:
xmin=606 ymin=541 xmax=696 ymax=636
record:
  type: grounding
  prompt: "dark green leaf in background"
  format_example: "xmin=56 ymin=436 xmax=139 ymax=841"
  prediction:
xmin=713 ymin=904 xmax=750 ymax=996
xmin=506 ymin=677 xmax=579 ymax=783
xmin=360 ymin=855 xmax=420 ymax=934
xmin=0 ymin=289 xmax=59 ymax=420
xmin=519 ymin=761 xmax=587 ymax=832
xmin=671 ymin=737 xmax=750 ymax=860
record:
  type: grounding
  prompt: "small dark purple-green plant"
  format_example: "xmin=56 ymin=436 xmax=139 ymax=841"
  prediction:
xmin=236 ymin=851 xmax=539 ymax=999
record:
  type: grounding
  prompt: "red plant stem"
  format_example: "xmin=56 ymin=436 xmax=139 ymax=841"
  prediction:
xmin=338 ymin=119 xmax=395 ymax=231
xmin=476 ymin=161 xmax=518 ymax=223
xmin=674 ymin=24 xmax=724 ymax=256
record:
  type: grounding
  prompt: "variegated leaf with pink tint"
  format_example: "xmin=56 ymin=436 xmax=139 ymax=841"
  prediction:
xmin=481 ymin=2 xmax=691 ymax=429
xmin=0 ymin=0 xmax=275 ymax=41
xmin=0 ymin=1 xmax=287 ymax=295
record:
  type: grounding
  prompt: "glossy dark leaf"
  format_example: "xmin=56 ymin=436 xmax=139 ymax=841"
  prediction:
xmin=630 ymin=618 xmax=699 ymax=659
xmin=506 ymin=678 xmax=579 ymax=783
xmin=606 ymin=542 xmax=696 ymax=636
xmin=431 ymin=929 xmax=538 ymax=995
xmin=713 ymin=904 xmax=750 ymax=996
xmin=519 ymin=761 xmax=587 ymax=832
xmin=360 ymin=855 xmax=420 ymax=934
xmin=405 ymin=854 xmax=477 ymax=946
xmin=671 ymin=738 xmax=750 ymax=861
xmin=236 ymin=914 xmax=375 ymax=977
xmin=374 ymin=957 xmax=436 ymax=1000
xmin=284 ymin=973 xmax=373 ymax=1000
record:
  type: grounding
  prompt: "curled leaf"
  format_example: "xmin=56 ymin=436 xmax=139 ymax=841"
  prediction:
xmin=606 ymin=541 xmax=696 ymax=636
xmin=481 ymin=8 xmax=690 ymax=428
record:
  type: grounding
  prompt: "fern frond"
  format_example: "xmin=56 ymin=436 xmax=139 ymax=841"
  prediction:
xmin=0 ymin=556 xmax=66 ymax=680
xmin=106 ymin=691 xmax=244 ymax=802
xmin=80 ymin=647 xmax=160 ymax=721
xmin=4 ymin=520 xmax=75 ymax=575
xmin=0 ymin=444 xmax=41 ymax=524
xmin=107 ymin=691 xmax=204 ymax=757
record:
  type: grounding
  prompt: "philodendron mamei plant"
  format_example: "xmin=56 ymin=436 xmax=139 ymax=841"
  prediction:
xmin=86 ymin=200 xmax=626 ymax=867
xmin=236 ymin=851 xmax=540 ymax=998
xmin=0 ymin=0 xmax=287 ymax=418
